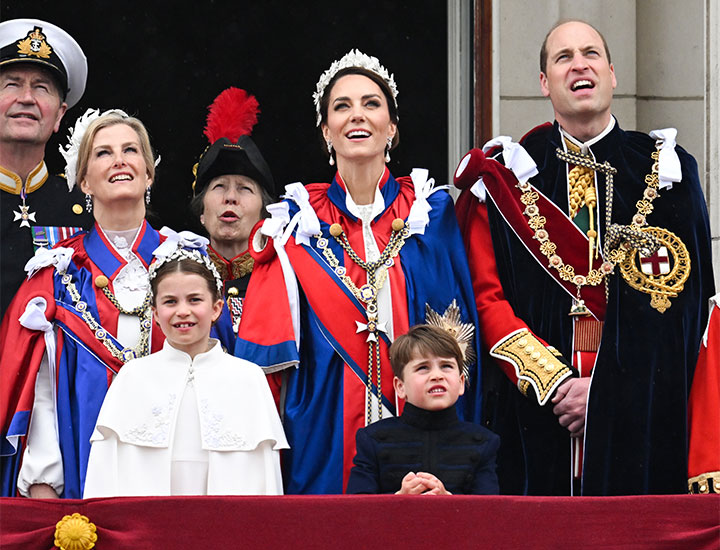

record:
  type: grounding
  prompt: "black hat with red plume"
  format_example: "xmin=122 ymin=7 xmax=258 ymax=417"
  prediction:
xmin=193 ymin=88 xmax=275 ymax=197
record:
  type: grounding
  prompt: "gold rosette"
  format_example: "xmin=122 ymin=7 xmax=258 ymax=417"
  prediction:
xmin=54 ymin=513 xmax=98 ymax=550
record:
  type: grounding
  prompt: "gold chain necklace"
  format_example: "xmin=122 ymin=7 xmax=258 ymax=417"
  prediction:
xmin=101 ymin=286 xmax=150 ymax=316
xmin=315 ymin=218 xmax=409 ymax=423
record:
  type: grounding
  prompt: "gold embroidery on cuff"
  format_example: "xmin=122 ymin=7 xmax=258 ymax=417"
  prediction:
xmin=688 ymin=471 xmax=720 ymax=494
xmin=491 ymin=329 xmax=574 ymax=406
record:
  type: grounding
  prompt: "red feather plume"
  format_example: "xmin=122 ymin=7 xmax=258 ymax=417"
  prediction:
xmin=204 ymin=87 xmax=260 ymax=144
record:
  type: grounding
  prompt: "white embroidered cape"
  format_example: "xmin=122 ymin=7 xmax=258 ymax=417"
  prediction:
xmin=83 ymin=340 xmax=288 ymax=497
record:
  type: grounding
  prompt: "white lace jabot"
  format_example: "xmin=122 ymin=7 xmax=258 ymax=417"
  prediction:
xmin=101 ymin=226 xmax=149 ymax=310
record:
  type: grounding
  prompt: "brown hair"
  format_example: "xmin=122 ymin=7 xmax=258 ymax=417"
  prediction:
xmin=390 ymin=325 xmax=463 ymax=380
xmin=539 ymin=19 xmax=612 ymax=74
xmin=318 ymin=67 xmax=400 ymax=158
xmin=150 ymin=258 xmax=222 ymax=306
xmin=76 ymin=112 xmax=156 ymax=186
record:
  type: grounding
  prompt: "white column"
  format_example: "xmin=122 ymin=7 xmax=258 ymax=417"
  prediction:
xmin=706 ymin=0 xmax=720 ymax=287
xmin=447 ymin=0 xmax=473 ymax=196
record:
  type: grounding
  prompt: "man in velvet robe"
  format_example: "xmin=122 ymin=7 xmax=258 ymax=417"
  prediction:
xmin=454 ymin=19 xmax=714 ymax=495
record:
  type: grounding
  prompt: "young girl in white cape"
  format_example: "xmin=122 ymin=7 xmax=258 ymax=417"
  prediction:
xmin=83 ymin=244 xmax=288 ymax=497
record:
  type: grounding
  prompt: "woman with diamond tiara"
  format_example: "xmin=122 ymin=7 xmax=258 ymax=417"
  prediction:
xmin=83 ymin=247 xmax=287 ymax=497
xmin=236 ymin=50 xmax=482 ymax=494
xmin=0 ymin=110 xmax=226 ymax=499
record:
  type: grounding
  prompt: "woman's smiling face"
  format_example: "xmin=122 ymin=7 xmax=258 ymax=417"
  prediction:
xmin=322 ymin=74 xmax=396 ymax=166
xmin=80 ymin=123 xmax=151 ymax=212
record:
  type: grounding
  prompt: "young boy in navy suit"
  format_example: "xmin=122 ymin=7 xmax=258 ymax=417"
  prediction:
xmin=347 ymin=325 xmax=499 ymax=494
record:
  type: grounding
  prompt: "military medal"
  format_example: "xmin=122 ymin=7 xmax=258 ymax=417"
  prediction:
xmin=13 ymin=187 xmax=36 ymax=228
xmin=13 ymin=204 xmax=36 ymax=228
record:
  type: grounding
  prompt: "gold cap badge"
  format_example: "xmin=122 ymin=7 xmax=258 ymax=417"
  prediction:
xmin=17 ymin=26 xmax=52 ymax=59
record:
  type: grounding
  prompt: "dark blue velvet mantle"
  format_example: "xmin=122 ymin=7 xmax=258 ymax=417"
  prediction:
xmin=484 ymin=121 xmax=715 ymax=495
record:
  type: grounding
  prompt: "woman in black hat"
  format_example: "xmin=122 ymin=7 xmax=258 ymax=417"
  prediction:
xmin=234 ymin=50 xmax=482 ymax=495
xmin=190 ymin=88 xmax=275 ymax=334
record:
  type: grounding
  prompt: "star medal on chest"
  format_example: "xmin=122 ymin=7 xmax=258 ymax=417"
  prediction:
xmin=13 ymin=186 xmax=36 ymax=228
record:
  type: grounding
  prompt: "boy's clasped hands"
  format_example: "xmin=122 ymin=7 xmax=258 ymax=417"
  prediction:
xmin=396 ymin=472 xmax=451 ymax=495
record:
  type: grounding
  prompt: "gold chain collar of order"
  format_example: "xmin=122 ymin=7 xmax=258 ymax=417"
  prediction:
xmin=615 ymin=148 xmax=691 ymax=312
xmin=518 ymin=142 xmax=668 ymax=315
xmin=315 ymin=217 xmax=409 ymax=423
xmin=60 ymin=271 xmax=153 ymax=364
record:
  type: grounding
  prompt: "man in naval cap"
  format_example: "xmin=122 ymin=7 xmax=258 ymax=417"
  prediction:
xmin=0 ymin=18 xmax=92 ymax=318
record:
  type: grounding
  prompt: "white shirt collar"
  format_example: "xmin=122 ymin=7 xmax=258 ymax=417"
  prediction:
xmin=561 ymin=116 xmax=616 ymax=153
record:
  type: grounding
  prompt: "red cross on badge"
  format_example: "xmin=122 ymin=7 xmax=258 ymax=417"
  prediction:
xmin=639 ymin=246 xmax=671 ymax=275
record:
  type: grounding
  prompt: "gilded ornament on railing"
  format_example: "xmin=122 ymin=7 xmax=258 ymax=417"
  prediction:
xmin=54 ymin=513 xmax=97 ymax=550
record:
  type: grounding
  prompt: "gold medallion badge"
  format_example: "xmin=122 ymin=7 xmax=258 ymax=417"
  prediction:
xmin=619 ymin=226 xmax=690 ymax=313
xmin=17 ymin=27 xmax=53 ymax=59
xmin=54 ymin=513 xmax=98 ymax=550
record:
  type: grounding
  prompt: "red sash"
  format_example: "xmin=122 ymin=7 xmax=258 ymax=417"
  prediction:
xmin=478 ymin=155 xmax=607 ymax=321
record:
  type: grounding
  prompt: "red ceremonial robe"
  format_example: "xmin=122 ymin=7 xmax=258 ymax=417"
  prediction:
xmin=688 ymin=293 xmax=720 ymax=493
xmin=0 ymin=222 xmax=165 ymax=498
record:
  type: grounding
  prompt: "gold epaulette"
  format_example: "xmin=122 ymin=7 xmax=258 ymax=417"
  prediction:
xmin=688 ymin=471 xmax=720 ymax=494
xmin=490 ymin=329 xmax=576 ymax=406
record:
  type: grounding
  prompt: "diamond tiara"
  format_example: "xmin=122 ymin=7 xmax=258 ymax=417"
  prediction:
xmin=313 ymin=49 xmax=399 ymax=126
